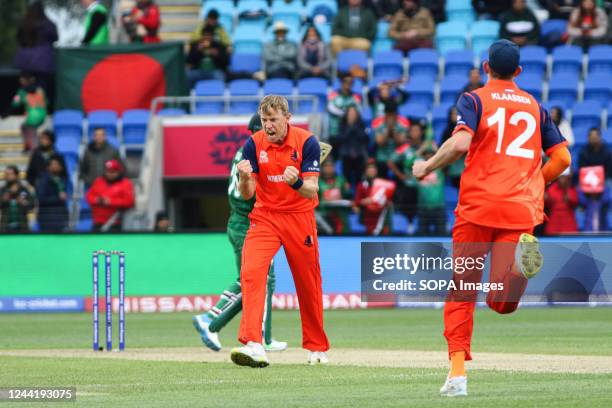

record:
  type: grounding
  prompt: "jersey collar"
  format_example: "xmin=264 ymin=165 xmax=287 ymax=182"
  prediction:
xmin=261 ymin=124 xmax=297 ymax=150
xmin=486 ymin=78 xmax=518 ymax=90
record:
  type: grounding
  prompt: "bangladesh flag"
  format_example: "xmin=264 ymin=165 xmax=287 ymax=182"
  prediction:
xmin=55 ymin=42 xmax=187 ymax=113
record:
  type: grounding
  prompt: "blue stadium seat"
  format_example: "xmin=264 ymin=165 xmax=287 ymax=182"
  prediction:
xmin=392 ymin=213 xmax=409 ymax=234
xmin=53 ymin=110 xmax=84 ymax=146
xmin=229 ymin=79 xmax=260 ymax=114
xmin=439 ymin=75 xmax=468 ymax=104
xmin=404 ymin=76 xmax=435 ymax=108
xmin=444 ymin=184 xmax=459 ymax=206
xmin=408 ymin=48 xmax=439 ymax=80
xmin=88 ymin=110 xmax=119 ymax=147
xmin=271 ymin=0 xmax=304 ymax=28
xmin=571 ymin=101 xmax=602 ymax=129
xmin=544 ymin=99 xmax=569 ymax=112
xmin=444 ymin=49 xmax=474 ymax=77
xmin=55 ymin=135 xmax=80 ymax=157
xmin=233 ymin=25 xmax=265 ymax=54
xmin=202 ymin=0 xmax=235 ymax=19
xmin=376 ymin=20 xmax=390 ymax=39
xmin=551 ymin=46 xmax=583 ymax=76
xmin=373 ymin=50 xmax=404 ymax=79
xmin=122 ymin=109 xmax=149 ymax=145
xmin=306 ymin=0 xmax=337 ymax=24
xmin=588 ymin=45 xmax=612 ymax=74
xmin=516 ymin=73 xmax=544 ymax=101
xmin=603 ymin=128 xmax=612 ymax=142
xmin=548 ymin=73 xmax=579 ymax=107
xmin=158 ymin=108 xmax=186 ymax=116
xmin=372 ymin=38 xmax=393 ymax=53
xmin=446 ymin=0 xmax=475 ymax=24
xmin=541 ymin=19 xmax=568 ymax=38
xmin=348 ymin=213 xmax=366 ymax=233
xmin=435 ymin=21 xmax=468 ymax=55
xmin=236 ymin=0 xmax=269 ymax=19
xmin=194 ymin=79 xmax=225 ymax=114
xmin=336 ymin=50 xmax=368 ymax=74
xmin=361 ymin=105 xmax=373 ymax=126
xmin=432 ymin=103 xmax=453 ymax=142
xmin=296 ymin=77 xmax=328 ymax=113
xmin=608 ymin=103 xmax=612 ymax=129
xmin=263 ymin=78 xmax=294 ymax=96
xmin=228 ymin=52 xmax=262 ymax=78
xmin=470 ymin=21 xmax=500 ymax=56
xmin=583 ymin=73 xmax=612 ymax=107
xmin=399 ymin=103 xmax=427 ymax=121
xmin=572 ymin=126 xmax=590 ymax=145
xmin=63 ymin=153 xmax=78 ymax=177
xmin=520 ymin=46 xmax=547 ymax=78
xmin=218 ymin=13 xmax=233 ymax=32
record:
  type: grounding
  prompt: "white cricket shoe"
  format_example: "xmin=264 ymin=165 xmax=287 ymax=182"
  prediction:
xmin=264 ymin=339 xmax=288 ymax=352
xmin=308 ymin=351 xmax=329 ymax=365
xmin=230 ymin=342 xmax=269 ymax=368
xmin=515 ymin=233 xmax=543 ymax=279
xmin=192 ymin=314 xmax=222 ymax=351
xmin=440 ymin=375 xmax=467 ymax=397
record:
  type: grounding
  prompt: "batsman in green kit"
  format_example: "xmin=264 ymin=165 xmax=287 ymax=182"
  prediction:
xmin=192 ymin=114 xmax=287 ymax=352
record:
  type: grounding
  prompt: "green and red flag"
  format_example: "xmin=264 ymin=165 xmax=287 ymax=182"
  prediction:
xmin=55 ymin=42 xmax=187 ymax=114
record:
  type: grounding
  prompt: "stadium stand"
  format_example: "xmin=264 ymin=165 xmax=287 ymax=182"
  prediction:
xmin=194 ymin=79 xmax=226 ymax=114
xmin=87 ymin=110 xmax=120 ymax=148
xmin=444 ymin=49 xmax=475 ymax=77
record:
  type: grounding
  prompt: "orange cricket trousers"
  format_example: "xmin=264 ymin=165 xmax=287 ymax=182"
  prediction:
xmin=444 ymin=215 xmax=532 ymax=360
xmin=239 ymin=207 xmax=330 ymax=351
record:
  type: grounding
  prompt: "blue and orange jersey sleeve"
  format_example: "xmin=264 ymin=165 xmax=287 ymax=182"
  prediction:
xmin=539 ymin=105 xmax=568 ymax=156
xmin=453 ymin=92 xmax=481 ymax=137
xmin=301 ymin=136 xmax=321 ymax=176
xmin=242 ymin=137 xmax=259 ymax=174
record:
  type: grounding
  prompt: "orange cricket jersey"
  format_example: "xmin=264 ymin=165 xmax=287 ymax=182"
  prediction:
xmin=242 ymin=124 xmax=321 ymax=212
xmin=452 ymin=78 xmax=567 ymax=229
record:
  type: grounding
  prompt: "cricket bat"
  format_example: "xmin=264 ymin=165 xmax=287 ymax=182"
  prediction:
xmin=319 ymin=142 xmax=332 ymax=163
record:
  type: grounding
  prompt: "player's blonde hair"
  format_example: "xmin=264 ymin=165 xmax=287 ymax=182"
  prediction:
xmin=259 ymin=95 xmax=290 ymax=116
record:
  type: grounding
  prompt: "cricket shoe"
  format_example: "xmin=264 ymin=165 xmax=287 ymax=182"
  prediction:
xmin=515 ymin=233 xmax=543 ymax=279
xmin=308 ymin=351 xmax=329 ymax=365
xmin=440 ymin=375 xmax=467 ymax=397
xmin=192 ymin=314 xmax=222 ymax=352
xmin=264 ymin=339 xmax=288 ymax=352
xmin=231 ymin=342 xmax=269 ymax=368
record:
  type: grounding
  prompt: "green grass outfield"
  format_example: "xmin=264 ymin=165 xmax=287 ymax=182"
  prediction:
xmin=1 ymin=308 xmax=611 ymax=407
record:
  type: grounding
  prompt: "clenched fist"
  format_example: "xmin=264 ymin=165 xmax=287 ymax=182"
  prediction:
xmin=237 ymin=160 xmax=253 ymax=178
xmin=283 ymin=166 xmax=299 ymax=185
xmin=412 ymin=160 xmax=430 ymax=181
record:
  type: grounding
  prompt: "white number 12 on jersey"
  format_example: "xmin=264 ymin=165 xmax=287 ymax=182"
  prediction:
xmin=487 ymin=107 xmax=536 ymax=159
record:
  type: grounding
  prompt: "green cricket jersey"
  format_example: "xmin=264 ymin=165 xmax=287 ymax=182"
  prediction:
xmin=227 ymin=147 xmax=255 ymax=231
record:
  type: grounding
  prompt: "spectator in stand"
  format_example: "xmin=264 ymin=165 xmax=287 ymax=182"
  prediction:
xmin=327 ymin=74 xmax=362 ymax=148
xmin=388 ymin=0 xmax=435 ymax=53
xmin=354 ymin=159 xmax=395 ymax=235
xmin=154 ymin=210 xmax=172 ymax=232
xmin=298 ymin=26 xmax=332 ymax=79
xmin=337 ymin=106 xmax=369 ymax=186
xmin=86 ymin=159 xmax=135 ymax=232
xmin=122 ymin=0 xmax=161 ymax=43
xmin=439 ymin=107 xmax=464 ymax=188
xmin=331 ymin=0 xmax=377 ymax=55
xmin=499 ymin=0 xmax=541 ymax=47
xmin=472 ymin=0 xmax=513 ymax=20
xmin=368 ymin=80 xmax=408 ymax=118
xmin=14 ymin=1 xmax=58 ymax=109
xmin=544 ymin=168 xmax=578 ymax=234
xmin=81 ymin=0 xmax=109 ymax=45
xmin=3 ymin=73 xmax=47 ymax=152
xmin=191 ymin=9 xmax=232 ymax=50
xmin=0 ymin=165 xmax=35 ymax=232
xmin=538 ymin=0 xmax=580 ymax=20
xmin=463 ymin=68 xmax=484 ymax=93
xmin=26 ymin=129 xmax=64 ymax=186
xmin=263 ymin=22 xmax=298 ymax=79
xmin=416 ymin=145 xmax=446 ymax=235
xmin=578 ymin=128 xmax=612 ymax=231
xmin=568 ymin=0 xmax=608 ymax=48
xmin=550 ymin=106 xmax=574 ymax=146
xmin=317 ymin=160 xmax=352 ymax=234
xmin=79 ymin=128 xmax=121 ymax=188
xmin=36 ymin=155 xmax=70 ymax=232
xmin=373 ymin=102 xmax=410 ymax=177
xmin=186 ymin=25 xmax=229 ymax=87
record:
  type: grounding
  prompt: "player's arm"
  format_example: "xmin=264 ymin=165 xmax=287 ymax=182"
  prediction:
xmin=237 ymin=138 xmax=259 ymax=200
xmin=413 ymin=92 xmax=477 ymax=180
xmin=539 ymin=106 xmax=571 ymax=183
xmin=283 ymin=136 xmax=321 ymax=199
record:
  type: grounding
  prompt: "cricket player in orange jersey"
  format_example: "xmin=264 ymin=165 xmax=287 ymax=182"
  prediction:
xmin=413 ymin=39 xmax=571 ymax=396
xmin=230 ymin=95 xmax=330 ymax=368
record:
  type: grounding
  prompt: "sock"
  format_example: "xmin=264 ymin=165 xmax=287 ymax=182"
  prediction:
xmin=450 ymin=351 xmax=466 ymax=377
xmin=263 ymin=262 xmax=275 ymax=345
